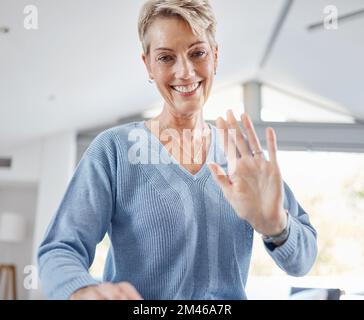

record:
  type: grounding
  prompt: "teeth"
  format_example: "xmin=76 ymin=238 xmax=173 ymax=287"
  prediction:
xmin=173 ymin=82 xmax=200 ymax=93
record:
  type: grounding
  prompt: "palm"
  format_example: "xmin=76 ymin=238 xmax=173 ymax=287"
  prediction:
xmin=208 ymin=111 xmax=286 ymax=236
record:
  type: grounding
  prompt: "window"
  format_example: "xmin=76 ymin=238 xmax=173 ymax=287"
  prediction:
xmin=247 ymin=151 xmax=364 ymax=299
xmin=261 ymin=85 xmax=354 ymax=123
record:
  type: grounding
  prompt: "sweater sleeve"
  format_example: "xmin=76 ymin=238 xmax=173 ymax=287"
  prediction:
xmin=37 ymin=131 xmax=118 ymax=299
xmin=264 ymin=182 xmax=318 ymax=276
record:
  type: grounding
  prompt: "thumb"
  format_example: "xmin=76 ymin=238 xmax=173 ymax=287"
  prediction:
xmin=207 ymin=162 xmax=231 ymax=191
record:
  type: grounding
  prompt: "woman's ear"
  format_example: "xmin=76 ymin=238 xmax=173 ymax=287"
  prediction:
xmin=213 ymin=44 xmax=219 ymax=74
xmin=142 ymin=53 xmax=153 ymax=80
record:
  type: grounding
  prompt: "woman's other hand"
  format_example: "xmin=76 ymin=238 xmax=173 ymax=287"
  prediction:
xmin=208 ymin=110 xmax=287 ymax=237
xmin=70 ymin=281 xmax=143 ymax=300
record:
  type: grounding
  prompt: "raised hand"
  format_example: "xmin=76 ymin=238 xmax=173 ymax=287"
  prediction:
xmin=208 ymin=110 xmax=287 ymax=237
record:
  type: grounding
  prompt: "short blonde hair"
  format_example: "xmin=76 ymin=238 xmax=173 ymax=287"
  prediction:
xmin=138 ymin=0 xmax=217 ymax=54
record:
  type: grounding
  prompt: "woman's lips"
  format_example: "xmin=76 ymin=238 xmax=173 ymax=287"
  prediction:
xmin=171 ymin=81 xmax=202 ymax=97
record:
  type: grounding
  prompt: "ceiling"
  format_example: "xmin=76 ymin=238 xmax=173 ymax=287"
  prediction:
xmin=259 ymin=0 xmax=364 ymax=120
xmin=1 ymin=0 xmax=363 ymax=151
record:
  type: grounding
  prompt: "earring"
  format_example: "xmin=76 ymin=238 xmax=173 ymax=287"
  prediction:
xmin=148 ymin=78 xmax=154 ymax=84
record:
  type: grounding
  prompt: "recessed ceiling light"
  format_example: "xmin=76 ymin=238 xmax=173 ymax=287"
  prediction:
xmin=0 ymin=26 xmax=10 ymax=34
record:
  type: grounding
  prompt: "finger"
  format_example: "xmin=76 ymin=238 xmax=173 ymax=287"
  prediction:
xmin=115 ymin=289 xmax=129 ymax=300
xmin=241 ymin=114 xmax=263 ymax=157
xmin=118 ymin=282 xmax=143 ymax=300
xmin=216 ymin=117 xmax=229 ymax=156
xmin=216 ymin=117 xmax=239 ymax=170
xmin=81 ymin=289 xmax=107 ymax=300
xmin=226 ymin=109 xmax=250 ymax=156
xmin=208 ymin=162 xmax=232 ymax=193
xmin=100 ymin=283 xmax=129 ymax=300
xmin=70 ymin=289 xmax=106 ymax=300
xmin=103 ymin=290 xmax=128 ymax=300
xmin=88 ymin=291 xmax=107 ymax=300
xmin=98 ymin=283 xmax=128 ymax=300
xmin=266 ymin=127 xmax=278 ymax=164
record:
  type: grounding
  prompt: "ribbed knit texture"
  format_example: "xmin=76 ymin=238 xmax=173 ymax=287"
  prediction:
xmin=38 ymin=121 xmax=317 ymax=300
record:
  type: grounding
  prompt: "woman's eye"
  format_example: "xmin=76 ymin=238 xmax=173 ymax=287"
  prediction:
xmin=191 ymin=51 xmax=206 ymax=58
xmin=158 ymin=55 xmax=174 ymax=63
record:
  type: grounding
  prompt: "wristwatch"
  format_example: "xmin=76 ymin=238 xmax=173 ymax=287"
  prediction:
xmin=262 ymin=210 xmax=291 ymax=244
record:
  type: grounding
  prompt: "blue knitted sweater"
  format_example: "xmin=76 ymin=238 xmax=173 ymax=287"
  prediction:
xmin=38 ymin=121 xmax=317 ymax=300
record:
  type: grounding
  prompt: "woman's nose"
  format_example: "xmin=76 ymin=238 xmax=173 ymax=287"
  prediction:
xmin=174 ymin=58 xmax=195 ymax=80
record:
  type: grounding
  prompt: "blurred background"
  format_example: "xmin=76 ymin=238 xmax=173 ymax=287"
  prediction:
xmin=0 ymin=0 xmax=363 ymax=300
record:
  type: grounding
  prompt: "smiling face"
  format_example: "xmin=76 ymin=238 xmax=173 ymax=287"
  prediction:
xmin=142 ymin=17 xmax=218 ymax=116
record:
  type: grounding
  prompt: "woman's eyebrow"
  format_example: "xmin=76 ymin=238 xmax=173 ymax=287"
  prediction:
xmin=154 ymin=41 xmax=206 ymax=52
xmin=188 ymin=41 xmax=206 ymax=48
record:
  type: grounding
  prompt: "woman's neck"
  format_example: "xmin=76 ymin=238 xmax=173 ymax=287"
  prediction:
xmin=153 ymin=105 xmax=207 ymax=136
xmin=145 ymin=104 xmax=211 ymax=170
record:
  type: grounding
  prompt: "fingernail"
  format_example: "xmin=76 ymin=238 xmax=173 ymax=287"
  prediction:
xmin=216 ymin=117 xmax=224 ymax=125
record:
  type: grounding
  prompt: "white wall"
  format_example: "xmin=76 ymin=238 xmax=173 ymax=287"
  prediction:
xmin=0 ymin=140 xmax=42 ymax=299
xmin=0 ymin=131 xmax=77 ymax=300
xmin=0 ymin=141 xmax=42 ymax=184
xmin=0 ymin=184 xmax=38 ymax=300
xmin=29 ymin=131 xmax=77 ymax=299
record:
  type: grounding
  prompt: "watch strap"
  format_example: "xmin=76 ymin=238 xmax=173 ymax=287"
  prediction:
xmin=262 ymin=210 xmax=291 ymax=244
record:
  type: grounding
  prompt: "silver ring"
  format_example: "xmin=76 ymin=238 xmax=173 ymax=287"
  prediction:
xmin=251 ymin=149 xmax=264 ymax=157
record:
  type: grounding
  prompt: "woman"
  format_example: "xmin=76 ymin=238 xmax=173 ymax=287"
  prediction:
xmin=38 ymin=0 xmax=317 ymax=300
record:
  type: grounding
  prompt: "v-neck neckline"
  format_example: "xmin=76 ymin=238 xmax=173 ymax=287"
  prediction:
xmin=139 ymin=120 xmax=215 ymax=180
